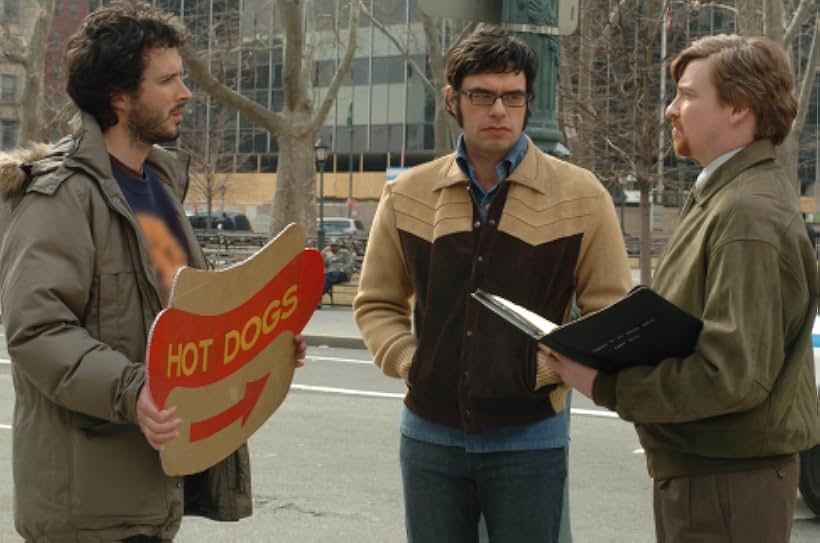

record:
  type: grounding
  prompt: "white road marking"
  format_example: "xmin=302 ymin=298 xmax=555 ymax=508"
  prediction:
xmin=306 ymin=355 xmax=372 ymax=365
xmin=291 ymin=384 xmax=404 ymax=399
xmin=0 ymin=357 xmax=620 ymax=422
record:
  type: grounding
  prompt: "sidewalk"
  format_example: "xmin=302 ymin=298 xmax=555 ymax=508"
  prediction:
xmin=303 ymin=305 xmax=364 ymax=349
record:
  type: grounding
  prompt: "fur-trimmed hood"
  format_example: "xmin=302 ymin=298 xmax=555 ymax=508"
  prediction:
xmin=0 ymin=111 xmax=191 ymax=203
xmin=0 ymin=143 xmax=54 ymax=197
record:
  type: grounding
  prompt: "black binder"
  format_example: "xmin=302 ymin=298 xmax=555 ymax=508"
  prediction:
xmin=471 ymin=285 xmax=703 ymax=371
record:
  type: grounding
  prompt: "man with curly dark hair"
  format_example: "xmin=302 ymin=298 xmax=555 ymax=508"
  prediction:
xmin=0 ymin=2 xmax=305 ymax=540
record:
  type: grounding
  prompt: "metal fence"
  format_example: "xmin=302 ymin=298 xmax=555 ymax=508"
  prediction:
xmin=195 ymin=230 xmax=367 ymax=271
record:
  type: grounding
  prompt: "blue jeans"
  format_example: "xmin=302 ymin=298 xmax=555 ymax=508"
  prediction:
xmin=400 ymin=435 xmax=567 ymax=543
xmin=323 ymin=271 xmax=348 ymax=295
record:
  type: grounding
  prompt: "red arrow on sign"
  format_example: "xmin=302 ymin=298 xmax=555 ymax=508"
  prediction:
xmin=189 ymin=374 xmax=271 ymax=443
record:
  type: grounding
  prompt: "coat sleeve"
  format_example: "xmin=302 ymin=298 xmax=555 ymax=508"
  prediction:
xmin=595 ymin=236 xmax=801 ymax=423
xmin=0 ymin=183 xmax=144 ymax=424
xmin=574 ymin=180 xmax=633 ymax=314
xmin=353 ymin=184 xmax=417 ymax=379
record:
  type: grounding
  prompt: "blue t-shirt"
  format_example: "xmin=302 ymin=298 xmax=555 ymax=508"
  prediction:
xmin=110 ymin=156 xmax=189 ymax=303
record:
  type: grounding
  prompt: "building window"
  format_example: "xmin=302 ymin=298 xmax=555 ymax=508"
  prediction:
xmin=4 ymin=0 xmax=20 ymax=21
xmin=314 ymin=60 xmax=336 ymax=88
xmin=1 ymin=120 xmax=19 ymax=150
xmin=349 ymin=57 xmax=370 ymax=86
xmin=1 ymin=74 xmax=17 ymax=103
xmin=372 ymin=56 xmax=406 ymax=85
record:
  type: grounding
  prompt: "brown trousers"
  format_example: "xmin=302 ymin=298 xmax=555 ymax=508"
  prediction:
xmin=653 ymin=455 xmax=799 ymax=543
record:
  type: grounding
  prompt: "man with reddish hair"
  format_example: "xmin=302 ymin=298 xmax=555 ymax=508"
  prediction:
xmin=548 ymin=34 xmax=818 ymax=542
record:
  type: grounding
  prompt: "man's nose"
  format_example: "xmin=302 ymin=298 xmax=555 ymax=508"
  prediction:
xmin=179 ymin=81 xmax=193 ymax=102
xmin=665 ymin=99 xmax=677 ymax=120
xmin=488 ymin=97 xmax=507 ymax=116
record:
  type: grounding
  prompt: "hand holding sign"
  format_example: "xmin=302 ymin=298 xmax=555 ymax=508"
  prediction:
xmin=145 ymin=223 xmax=323 ymax=475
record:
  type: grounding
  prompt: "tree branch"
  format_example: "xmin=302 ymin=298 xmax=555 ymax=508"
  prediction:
xmin=361 ymin=0 xmax=436 ymax=96
xmin=446 ymin=21 xmax=478 ymax=57
xmin=793 ymin=18 xmax=819 ymax=133
xmin=180 ymin=44 xmax=288 ymax=135
xmin=784 ymin=0 xmax=812 ymax=46
xmin=279 ymin=0 xmax=307 ymax=112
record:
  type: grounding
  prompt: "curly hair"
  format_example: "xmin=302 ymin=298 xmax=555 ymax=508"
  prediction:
xmin=670 ymin=34 xmax=796 ymax=145
xmin=64 ymin=1 xmax=187 ymax=131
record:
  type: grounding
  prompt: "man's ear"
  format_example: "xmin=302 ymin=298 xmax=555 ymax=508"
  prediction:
xmin=729 ymin=104 xmax=752 ymax=126
xmin=444 ymin=85 xmax=456 ymax=117
xmin=110 ymin=92 xmax=129 ymax=117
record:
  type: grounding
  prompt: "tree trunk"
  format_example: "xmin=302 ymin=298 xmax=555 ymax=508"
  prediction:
xmin=735 ymin=0 xmax=763 ymax=35
xmin=639 ymin=181 xmax=652 ymax=284
xmin=574 ymin=0 xmax=595 ymax=170
xmin=271 ymin=125 xmax=316 ymax=236
xmin=15 ymin=1 xmax=54 ymax=145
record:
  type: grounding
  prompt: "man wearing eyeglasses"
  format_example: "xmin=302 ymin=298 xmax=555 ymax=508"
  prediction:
xmin=354 ymin=26 xmax=631 ymax=542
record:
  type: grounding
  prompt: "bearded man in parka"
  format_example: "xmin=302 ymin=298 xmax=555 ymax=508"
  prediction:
xmin=0 ymin=3 xmax=305 ymax=541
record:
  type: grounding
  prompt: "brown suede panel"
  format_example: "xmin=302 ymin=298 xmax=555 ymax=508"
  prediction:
xmin=398 ymin=183 xmax=584 ymax=431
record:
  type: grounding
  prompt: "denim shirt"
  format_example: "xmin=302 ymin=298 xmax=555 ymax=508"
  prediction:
xmin=401 ymin=133 xmax=570 ymax=453
xmin=455 ymin=133 xmax=528 ymax=222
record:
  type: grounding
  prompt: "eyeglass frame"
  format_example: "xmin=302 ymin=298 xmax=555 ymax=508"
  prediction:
xmin=457 ymin=88 xmax=533 ymax=108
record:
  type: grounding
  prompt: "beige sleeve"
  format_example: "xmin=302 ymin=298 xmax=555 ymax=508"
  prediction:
xmin=353 ymin=185 xmax=417 ymax=380
xmin=574 ymin=182 xmax=633 ymax=314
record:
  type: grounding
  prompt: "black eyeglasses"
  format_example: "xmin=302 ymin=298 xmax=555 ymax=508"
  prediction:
xmin=459 ymin=89 xmax=531 ymax=107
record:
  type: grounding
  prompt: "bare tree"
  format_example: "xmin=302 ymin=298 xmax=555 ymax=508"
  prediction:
xmin=562 ymin=0 xmax=819 ymax=281
xmin=0 ymin=0 xmax=55 ymax=146
xmin=360 ymin=1 xmax=476 ymax=157
xmin=561 ymin=0 xmax=679 ymax=283
xmin=181 ymin=108 xmax=238 ymax=234
xmin=730 ymin=0 xmax=818 ymax=188
xmin=180 ymin=0 xmax=360 ymax=236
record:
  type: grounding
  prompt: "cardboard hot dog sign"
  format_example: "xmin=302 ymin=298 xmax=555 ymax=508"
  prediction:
xmin=146 ymin=222 xmax=323 ymax=475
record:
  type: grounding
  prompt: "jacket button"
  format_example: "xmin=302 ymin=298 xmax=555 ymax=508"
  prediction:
xmin=463 ymin=371 xmax=470 ymax=380
xmin=465 ymin=408 xmax=472 ymax=417
xmin=465 ymin=330 xmax=472 ymax=337
xmin=477 ymin=255 xmax=484 ymax=263
xmin=474 ymin=221 xmax=480 ymax=228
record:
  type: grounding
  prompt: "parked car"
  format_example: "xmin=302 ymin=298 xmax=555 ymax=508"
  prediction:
xmin=317 ymin=217 xmax=367 ymax=237
xmin=799 ymin=316 xmax=820 ymax=515
xmin=188 ymin=211 xmax=252 ymax=231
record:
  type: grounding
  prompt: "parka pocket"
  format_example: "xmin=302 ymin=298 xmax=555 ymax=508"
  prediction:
xmin=70 ymin=424 xmax=169 ymax=525
xmin=92 ymin=272 xmax=146 ymax=359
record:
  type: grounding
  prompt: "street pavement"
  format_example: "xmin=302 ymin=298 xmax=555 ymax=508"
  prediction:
xmin=0 ymin=289 xmax=818 ymax=541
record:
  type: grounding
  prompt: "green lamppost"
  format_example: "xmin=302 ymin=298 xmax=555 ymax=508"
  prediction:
xmin=502 ymin=0 xmax=568 ymax=156
xmin=315 ymin=138 xmax=329 ymax=250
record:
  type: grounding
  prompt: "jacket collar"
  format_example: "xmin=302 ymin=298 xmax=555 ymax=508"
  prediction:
xmin=433 ymin=135 xmax=549 ymax=194
xmin=63 ymin=111 xmax=190 ymax=202
xmin=690 ymin=139 xmax=776 ymax=207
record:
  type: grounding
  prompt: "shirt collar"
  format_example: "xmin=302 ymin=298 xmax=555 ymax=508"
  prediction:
xmin=695 ymin=146 xmax=744 ymax=189
xmin=454 ymin=133 xmax=529 ymax=192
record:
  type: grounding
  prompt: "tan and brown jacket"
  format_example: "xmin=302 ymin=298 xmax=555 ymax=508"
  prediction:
xmin=354 ymin=138 xmax=632 ymax=432
xmin=0 ymin=112 xmax=251 ymax=541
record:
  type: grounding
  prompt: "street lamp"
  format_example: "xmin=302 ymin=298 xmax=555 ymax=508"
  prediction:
xmin=315 ymin=137 xmax=329 ymax=250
